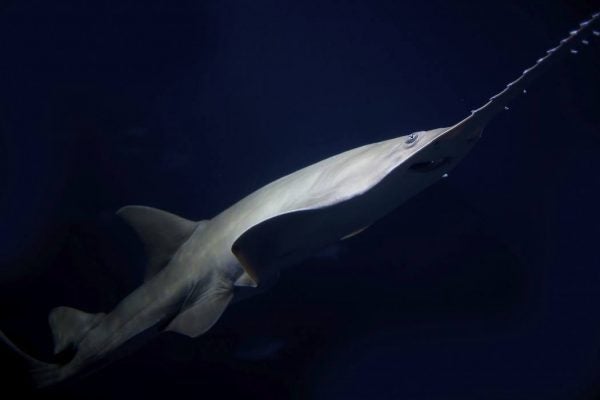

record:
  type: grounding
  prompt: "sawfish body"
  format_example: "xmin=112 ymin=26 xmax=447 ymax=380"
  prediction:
xmin=1 ymin=12 xmax=598 ymax=388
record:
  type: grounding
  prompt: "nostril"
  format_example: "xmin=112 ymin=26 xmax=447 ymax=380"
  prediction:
xmin=409 ymin=157 xmax=452 ymax=172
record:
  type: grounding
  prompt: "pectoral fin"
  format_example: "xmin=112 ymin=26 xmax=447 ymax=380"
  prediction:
xmin=231 ymin=205 xmax=360 ymax=285
xmin=165 ymin=288 xmax=233 ymax=338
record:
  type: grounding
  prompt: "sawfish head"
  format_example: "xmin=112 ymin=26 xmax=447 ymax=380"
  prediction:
xmin=230 ymin=122 xmax=484 ymax=287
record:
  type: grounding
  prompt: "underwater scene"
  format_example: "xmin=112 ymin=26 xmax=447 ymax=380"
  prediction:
xmin=0 ymin=1 xmax=599 ymax=399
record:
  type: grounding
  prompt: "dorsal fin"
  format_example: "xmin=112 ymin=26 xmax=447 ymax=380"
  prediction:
xmin=49 ymin=307 xmax=105 ymax=354
xmin=117 ymin=205 xmax=207 ymax=281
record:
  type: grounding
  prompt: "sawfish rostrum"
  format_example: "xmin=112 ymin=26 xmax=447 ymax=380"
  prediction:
xmin=1 ymin=12 xmax=599 ymax=388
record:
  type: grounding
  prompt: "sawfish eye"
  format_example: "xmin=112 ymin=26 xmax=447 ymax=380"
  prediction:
xmin=405 ymin=132 xmax=418 ymax=145
xmin=409 ymin=157 xmax=451 ymax=172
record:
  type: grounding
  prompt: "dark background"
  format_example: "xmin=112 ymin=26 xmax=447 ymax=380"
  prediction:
xmin=0 ymin=0 xmax=599 ymax=399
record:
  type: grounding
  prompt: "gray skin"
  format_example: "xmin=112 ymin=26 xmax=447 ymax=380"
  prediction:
xmin=1 ymin=11 xmax=598 ymax=388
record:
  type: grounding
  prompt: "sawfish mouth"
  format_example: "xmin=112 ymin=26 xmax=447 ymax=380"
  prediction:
xmin=408 ymin=157 xmax=452 ymax=173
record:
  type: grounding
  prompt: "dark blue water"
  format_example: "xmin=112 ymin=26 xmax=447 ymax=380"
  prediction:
xmin=1 ymin=1 xmax=599 ymax=399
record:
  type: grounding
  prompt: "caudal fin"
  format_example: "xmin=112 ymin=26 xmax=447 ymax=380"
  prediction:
xmin=0 ymin=329 xmax=63 ymax=388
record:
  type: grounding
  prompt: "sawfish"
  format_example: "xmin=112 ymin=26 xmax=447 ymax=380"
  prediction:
xmin=1 ymin=12 xmax=598 ymax=388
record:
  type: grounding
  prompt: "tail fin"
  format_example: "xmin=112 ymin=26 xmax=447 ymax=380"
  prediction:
xmin=0 ymin=329 xmax=63 ymax=388
xmin=49 ymin=307 xmax=105 ymax=354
